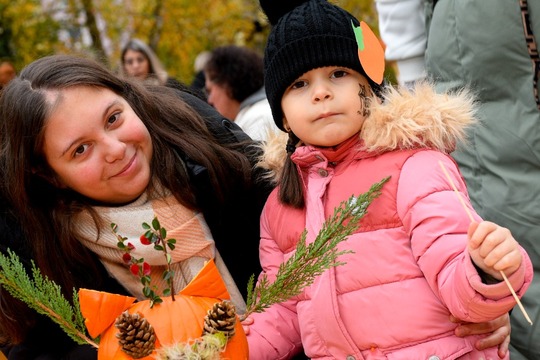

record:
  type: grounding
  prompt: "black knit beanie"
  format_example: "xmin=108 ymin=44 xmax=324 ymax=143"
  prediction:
xmin=260 ymin=0 xmax=382 ymax=131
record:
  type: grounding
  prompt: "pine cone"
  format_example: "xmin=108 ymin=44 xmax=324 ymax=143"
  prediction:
xmin=202 ymin=300 xmax=237 ymax=338
xmin=115 ymin=311 xmax=156 ymax=359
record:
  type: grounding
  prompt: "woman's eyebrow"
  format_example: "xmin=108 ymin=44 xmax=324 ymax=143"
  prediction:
xmin=60 ymin=99 xmax=121 ymax=157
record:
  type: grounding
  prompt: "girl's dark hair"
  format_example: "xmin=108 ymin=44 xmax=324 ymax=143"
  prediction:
xmin=279 ymin=132 xmax=305 ymax=208
xmin=0 ymin=54 xmax=253 ymax=344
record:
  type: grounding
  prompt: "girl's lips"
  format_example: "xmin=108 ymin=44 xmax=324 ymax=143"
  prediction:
xmin=317 ymin=112 xmax=339 ymax=120
xmin=112 ymin=153 xmax=136 ymax=178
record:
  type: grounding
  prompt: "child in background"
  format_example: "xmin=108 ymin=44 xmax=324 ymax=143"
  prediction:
xmin=244 ymin=0 xmax=534 ymax=359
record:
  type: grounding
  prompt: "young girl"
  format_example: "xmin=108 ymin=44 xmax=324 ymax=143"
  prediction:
xmin=0 ymin=54 xmax=272 ymax=359
xmin=245 ymin=0 xmax=534 ymax=359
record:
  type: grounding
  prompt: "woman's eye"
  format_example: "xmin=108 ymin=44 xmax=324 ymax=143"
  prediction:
xmin=290 ymin=80 xmax=307 ymax=90
xmin=74 ymin=144 xmax=89 ymax=157
xmin=332 ymin=70 xmax=348 ymax=78
xmin=107 ymin=113 xmax=120 ymax=126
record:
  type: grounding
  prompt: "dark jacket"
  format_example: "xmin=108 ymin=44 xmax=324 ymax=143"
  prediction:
xmin=0 ymin=91 xmax=273 ymax=359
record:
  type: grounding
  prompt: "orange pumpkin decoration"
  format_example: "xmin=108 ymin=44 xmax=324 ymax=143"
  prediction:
xmin=352 ymin=20 xmax=385 ymax=85
xmin=79 ymin=259 xmax=248 ymax=359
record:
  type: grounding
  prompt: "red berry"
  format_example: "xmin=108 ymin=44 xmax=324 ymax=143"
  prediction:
xmin=130 ymin=264 xmax=139 ymax=276
xmin=122 ymin=253 xmax=131 ymax=264
xmin=142 ymin=262 xmax=151 ymax=276
xmin=140 ymin=235 xmax=151 ymax=245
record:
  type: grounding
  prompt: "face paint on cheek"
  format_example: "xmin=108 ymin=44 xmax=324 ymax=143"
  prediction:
xmin=357 ymin=83 xmax=372 ymax=117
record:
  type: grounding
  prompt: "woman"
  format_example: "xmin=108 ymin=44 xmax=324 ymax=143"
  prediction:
xmin=0 ymin=54 xmax=272 ymax=359
xmin=119 ymin=38 xmax=183 ymax=89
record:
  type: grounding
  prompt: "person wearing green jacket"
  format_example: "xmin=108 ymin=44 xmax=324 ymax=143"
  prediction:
xmin=377 ymin=0 xmax=540 ymax=358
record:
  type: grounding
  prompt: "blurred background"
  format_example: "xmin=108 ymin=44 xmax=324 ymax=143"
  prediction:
xmin=0 ymin=0 xmax=395 ymax=85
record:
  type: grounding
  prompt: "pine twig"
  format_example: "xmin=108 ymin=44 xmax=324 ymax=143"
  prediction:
xmin=242 ymin=176 xmax=389 ymax=319
xmin=0 ymin=249 xmax=98 ymax=348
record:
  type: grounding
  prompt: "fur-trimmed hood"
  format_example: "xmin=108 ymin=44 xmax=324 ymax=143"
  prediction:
xmin=258 ymin=83 xmax=477 ymax=182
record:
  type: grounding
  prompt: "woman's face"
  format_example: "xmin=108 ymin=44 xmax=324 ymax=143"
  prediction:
xmin=123 ymin=49 xmax=150 ymax=80
xmin=42 ymin=86 xmax=153 ymax=204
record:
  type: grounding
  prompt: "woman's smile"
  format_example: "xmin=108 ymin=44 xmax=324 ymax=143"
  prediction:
xmin=111 ymin=152 xmax=137 ymax=178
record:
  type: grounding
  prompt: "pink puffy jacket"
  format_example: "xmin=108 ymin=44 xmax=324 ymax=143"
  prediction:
xmin=247 ymin=86 xmax=533 ymax=360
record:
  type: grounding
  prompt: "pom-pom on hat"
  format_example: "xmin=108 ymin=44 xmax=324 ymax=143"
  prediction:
xmin=260 ymin=0 xmax=384 ymax=131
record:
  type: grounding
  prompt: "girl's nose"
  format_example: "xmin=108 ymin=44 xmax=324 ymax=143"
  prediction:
xmin=314 ymin=93 xmax=331 ymax=102
xmin=103 ymin=137 xmax=127 ymax=163
xmin=312 ymin=82 xmax=332 ymax=102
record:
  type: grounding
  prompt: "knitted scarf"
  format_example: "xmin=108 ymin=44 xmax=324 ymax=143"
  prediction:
xmin=75 ymin=189 xmax=246 ymax=313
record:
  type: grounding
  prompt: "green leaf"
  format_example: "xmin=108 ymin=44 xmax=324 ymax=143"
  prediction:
xmin=144 ymin=230 xmax=153 ymax=240
xmin=163 ymin=270 xmax=174 ymax=281
xmin=142 ymin=222 xmax=151 ymax=230
xmin=352 ymin=20 xmax=364 ymax=51
xmin=152 ymin=217 xmax=161 ymax=230
xmin=150 ymin=297 xmax=163 ymax=307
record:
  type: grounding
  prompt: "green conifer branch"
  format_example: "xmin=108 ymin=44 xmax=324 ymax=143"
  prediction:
xmin=242 ymin=176 xmax=390 ymax=319
xmin=0 ymin=249 xmax=98 ymax=348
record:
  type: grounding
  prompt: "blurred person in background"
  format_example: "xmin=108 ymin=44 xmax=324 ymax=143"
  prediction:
xmin=190 ymin=50 xmax=211 ymax=100
xmin=0 ymin=60 xmax=16 ymax=90
xmin=204 ymin=45 xmax=279 ymax=141
xmin=120 ymin=38 xmax=184 ymax=90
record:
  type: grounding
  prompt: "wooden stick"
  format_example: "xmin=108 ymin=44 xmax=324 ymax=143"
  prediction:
xmin=438 ymin=160 xmax=533 ymax=325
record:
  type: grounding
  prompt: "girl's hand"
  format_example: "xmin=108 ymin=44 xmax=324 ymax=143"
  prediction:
xmin=241 ymin=315 xmax=254 ymax=335
xmin=468 ymin=221 xmax=522 ymax=280
xmin=451 ymin=313 xmax=510 ymax=359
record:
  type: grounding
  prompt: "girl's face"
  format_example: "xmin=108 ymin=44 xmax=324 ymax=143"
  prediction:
xmin=281 ymin=66 xmax=373 ymax=147
xmin=42 ymin=86 xmax=153 ymax=204
xmin=123 ymin=49 xmax=150 ymax=79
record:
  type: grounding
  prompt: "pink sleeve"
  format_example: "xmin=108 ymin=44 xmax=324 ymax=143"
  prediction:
xmin=397 ymin=151 xmax=533 ymax=322
xmin=247 ymin=201 xmax=303 ymax=359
